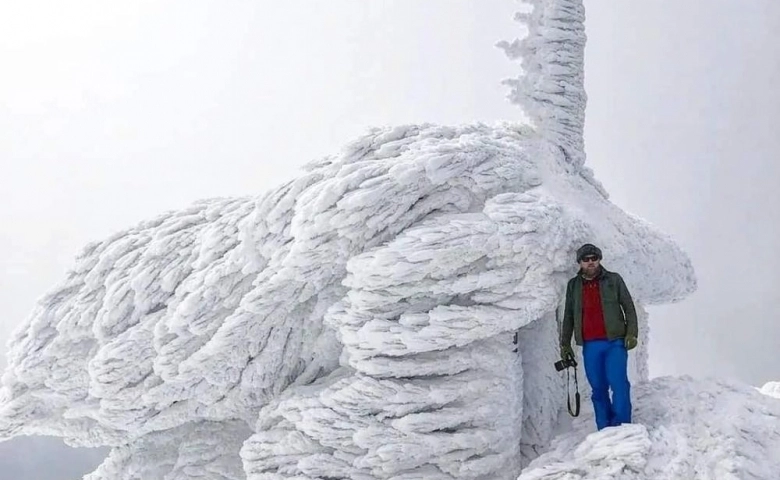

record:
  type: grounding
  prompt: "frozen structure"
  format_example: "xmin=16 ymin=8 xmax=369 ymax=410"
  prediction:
xmin=1 ymin=1 xmax=778 ymax=479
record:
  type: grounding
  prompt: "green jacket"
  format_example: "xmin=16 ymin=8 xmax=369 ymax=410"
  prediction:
xmin=561 ymin=266 xmax=638 ymax=346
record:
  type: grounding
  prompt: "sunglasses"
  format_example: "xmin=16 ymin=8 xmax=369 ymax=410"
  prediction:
xmin=580 ymin=255 xmax=600 ymax=263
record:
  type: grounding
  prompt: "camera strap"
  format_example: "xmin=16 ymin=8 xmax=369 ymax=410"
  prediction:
xmin=566 ymin=366 xmax=581 ymax=417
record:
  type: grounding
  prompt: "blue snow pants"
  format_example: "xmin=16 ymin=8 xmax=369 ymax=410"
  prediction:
xmin=582 ymin=338 xmax=632 ymax=430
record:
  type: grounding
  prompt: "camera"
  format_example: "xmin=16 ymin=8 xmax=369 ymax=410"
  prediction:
xmin=554 ymin=354 xmax=577 ymax=372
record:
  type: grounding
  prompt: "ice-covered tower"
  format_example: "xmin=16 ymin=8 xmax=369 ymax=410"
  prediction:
xmin=0 ymin=1 xmax=696 ymax=479
xmin=499 ymin=0 xmax=588 ymax=169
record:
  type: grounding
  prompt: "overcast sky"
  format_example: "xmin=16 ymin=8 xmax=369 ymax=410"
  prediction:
xmin=1 ymin=0 xmax=778 ymax=476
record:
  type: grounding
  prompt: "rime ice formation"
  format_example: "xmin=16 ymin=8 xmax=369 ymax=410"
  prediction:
xmin=497 ymin=0 xmax=587 ymax=169
xmin=761 ymin=381 xmax=780 ymax=399
xmin=14 ymin=0 xmax=780 ymax=479
xmin=0 ymin=119 xmax=695 ymax=479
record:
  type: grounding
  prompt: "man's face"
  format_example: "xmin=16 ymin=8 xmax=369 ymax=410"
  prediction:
xmin=579 ymin=254 xmax=600 ymax=276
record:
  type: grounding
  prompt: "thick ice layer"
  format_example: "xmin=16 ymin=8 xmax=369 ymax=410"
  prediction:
xmin=0 ymin=121 xmax=695 ymax=479
xmin=498 ymin=0 xmax=587 ymax=168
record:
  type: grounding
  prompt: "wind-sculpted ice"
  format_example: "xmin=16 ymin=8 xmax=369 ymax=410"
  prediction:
xmin=0 ymin=1 xmax=697 ymax=479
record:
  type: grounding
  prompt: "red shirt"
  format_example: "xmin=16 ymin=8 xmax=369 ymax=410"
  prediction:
xmin=582 ymin=277 xmax=608 ymax=341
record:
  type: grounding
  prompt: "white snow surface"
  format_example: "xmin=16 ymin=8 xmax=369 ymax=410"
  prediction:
xmin=519 ymin=376 xmax=780 ymax=480
xmin=1 ymin=0 xmax=774 ymax=479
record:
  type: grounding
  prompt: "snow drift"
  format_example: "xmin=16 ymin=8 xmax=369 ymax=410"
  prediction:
xmin=0 ymin=0 xmax=774 ymax=479
xmin=519 ymin=377 xmax=780 ymax=480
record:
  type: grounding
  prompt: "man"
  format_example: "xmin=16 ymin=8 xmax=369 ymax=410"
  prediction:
xmin=560 ymin=243 xmax=638 ymax=430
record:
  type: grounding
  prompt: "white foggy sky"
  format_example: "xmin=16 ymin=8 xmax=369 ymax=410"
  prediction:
xmin=1 ymin=0 xmax=778 ymax=396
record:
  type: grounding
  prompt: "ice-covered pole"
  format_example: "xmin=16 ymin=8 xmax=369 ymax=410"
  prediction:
xmin=498 ymin=0 xmax=587 ymax=169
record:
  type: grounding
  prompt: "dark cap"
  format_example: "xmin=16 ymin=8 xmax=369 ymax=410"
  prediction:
xmin=576 ymin=243 xmax=602 ymax=262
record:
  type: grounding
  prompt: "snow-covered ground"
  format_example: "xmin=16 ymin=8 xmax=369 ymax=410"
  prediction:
xmin=520 ymin=376 xmax=780 ymax=479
